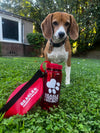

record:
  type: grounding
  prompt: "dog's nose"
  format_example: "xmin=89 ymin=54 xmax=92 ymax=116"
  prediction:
xmin=59 ymin=32 xmax=65 ymax=38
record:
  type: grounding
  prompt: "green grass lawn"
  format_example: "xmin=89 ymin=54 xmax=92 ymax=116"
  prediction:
xmin=0 ymin=57 xmax=100 ymax=133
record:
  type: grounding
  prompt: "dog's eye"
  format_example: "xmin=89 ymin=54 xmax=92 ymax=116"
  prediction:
xmin=65 ymin=22 xmax=69 ymax=26
xmin=53 ymin=21 xmax=58 ymax=26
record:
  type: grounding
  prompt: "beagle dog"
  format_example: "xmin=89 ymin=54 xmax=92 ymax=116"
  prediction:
xmin=41 ymin=12 xmax=79 ymax=85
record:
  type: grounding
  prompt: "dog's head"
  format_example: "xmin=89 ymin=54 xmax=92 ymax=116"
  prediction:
xmin=41 ymin=12 xmax=79 ymax=43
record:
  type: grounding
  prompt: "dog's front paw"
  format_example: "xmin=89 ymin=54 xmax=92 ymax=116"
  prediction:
xmin=65 ymin=80 xmax=70 ymax=85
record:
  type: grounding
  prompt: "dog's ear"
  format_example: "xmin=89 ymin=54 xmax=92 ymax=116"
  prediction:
xmin=69 ymin=15 xmax=79 ymax=40
xmin=41 ymin=14 xmax=53 ymax=40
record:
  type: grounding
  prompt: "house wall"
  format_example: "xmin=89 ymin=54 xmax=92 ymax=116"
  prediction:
xmin=0 ymin=42 xmax=24 ymax=56
xmin=0 ymin=12 xmax=33 ymax=56
xmin=22 ymin=20 xmax=33 ymax=44
xmin=0 ymin=42 xmax=36 ymax=57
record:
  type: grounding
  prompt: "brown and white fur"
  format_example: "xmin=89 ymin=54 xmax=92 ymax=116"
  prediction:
xmin=41 ymin=12 xmax=79 ymax=85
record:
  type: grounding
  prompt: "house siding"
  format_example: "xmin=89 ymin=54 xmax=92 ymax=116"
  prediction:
xmin=22 ymin=20 xmax=33 ymax=44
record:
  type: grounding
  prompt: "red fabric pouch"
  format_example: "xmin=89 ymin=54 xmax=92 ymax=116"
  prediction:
xmin=0 ymin=61 xmax=50 ymax=118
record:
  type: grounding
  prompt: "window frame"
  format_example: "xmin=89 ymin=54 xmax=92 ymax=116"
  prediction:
xmin=0 ymin=13 xmax=22 ymax=43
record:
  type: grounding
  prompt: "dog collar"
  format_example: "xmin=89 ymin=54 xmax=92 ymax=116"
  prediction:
xmin=50 ymin=38 xmax=67 ymax=47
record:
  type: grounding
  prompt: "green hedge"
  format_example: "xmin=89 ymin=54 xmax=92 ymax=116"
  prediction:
xmin=27 ymin=33 xmax=45 ymax=49
xmin=0 ymin=43 xmax=1 ymax=56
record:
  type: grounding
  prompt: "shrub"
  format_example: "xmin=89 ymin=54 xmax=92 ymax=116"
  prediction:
xmin=27 ymin=33 xmax=45 ymax=49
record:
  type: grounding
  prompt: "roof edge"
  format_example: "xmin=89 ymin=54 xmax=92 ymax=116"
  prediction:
xmin=0 ymin=9 xmax=34 ymax=22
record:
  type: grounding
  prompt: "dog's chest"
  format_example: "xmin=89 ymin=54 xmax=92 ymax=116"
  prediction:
xmin=47 ymin=45 xmax=68 ymax=63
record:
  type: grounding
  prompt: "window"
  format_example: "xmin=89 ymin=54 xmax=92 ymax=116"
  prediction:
xmin=2 ymin=18 xmax=18 ymax=41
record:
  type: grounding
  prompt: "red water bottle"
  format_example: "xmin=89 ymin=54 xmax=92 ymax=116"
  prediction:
xmin=40 ymin=61 xmax=62 ymax=111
